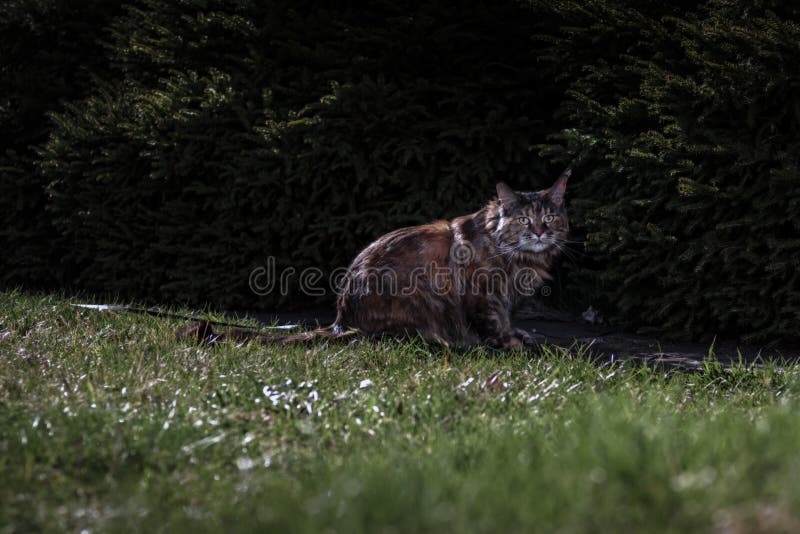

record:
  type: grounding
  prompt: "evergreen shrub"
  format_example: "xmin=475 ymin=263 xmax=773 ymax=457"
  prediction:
xmin=38 ymin=0 xmax=561 ymax=308
xmin=542 ymin=1 xmax=800 ymax=340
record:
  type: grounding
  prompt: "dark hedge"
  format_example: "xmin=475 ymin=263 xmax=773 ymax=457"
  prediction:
xmin=36 ymin=0 xmax=564 ymax=309
xmin=0 ymin=1 xmax=124 ymax=287
xmin=540 ymin=0 xmax=800 ymax=341
xmin=5 ymin=0 xmax=800 ymax=341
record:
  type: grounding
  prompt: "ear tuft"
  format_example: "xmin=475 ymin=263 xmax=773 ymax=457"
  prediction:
xmin=496 ymin=182 xmax=519 ymax=207
xmin=546 ymin=167 xmax=570 ymax=206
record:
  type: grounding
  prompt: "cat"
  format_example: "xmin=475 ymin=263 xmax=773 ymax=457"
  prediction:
xmin=181 ymin=168 xmax=570 ymax=349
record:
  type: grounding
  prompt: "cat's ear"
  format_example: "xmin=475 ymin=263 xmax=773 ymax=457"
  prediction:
xmin=496 ymin=182 xmax=519 ymax=208
xmin=545 ymin=167 xmax=571 ymax=207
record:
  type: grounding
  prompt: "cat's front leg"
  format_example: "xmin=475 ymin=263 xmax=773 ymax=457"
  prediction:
xmin=478 ymin=297 xmax=524 ymax=349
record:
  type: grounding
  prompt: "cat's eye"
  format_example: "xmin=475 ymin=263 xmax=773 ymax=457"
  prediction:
xmin=517 ymin=216 xmax=531 ymax=225
xmin=543 ymin=214 xmax=556 ymax=224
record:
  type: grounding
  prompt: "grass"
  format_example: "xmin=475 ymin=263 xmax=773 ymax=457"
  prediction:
xmin=2 ymin=290 xmax=800 ymax=532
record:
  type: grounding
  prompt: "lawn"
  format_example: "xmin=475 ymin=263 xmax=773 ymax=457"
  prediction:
xmin=2 ymin=291 xmax=800 ymax=532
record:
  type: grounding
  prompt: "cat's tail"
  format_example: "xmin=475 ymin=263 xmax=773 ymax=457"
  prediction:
xmin=176 ymin=320 xmax=359 ymax=346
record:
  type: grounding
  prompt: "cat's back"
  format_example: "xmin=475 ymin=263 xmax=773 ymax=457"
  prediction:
xmin=349 ymin=219 xmax=453 ymax=272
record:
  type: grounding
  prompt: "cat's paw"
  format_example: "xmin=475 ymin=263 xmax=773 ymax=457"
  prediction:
xmin=503 ymin=336 xmax=523 ymax=349
xmin=514 ymin=327 xmax=543 ymax=346
xmin=486 ymin=334 xmax=524 ymax=350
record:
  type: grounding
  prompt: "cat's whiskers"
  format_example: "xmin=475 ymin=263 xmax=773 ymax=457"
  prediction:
xmin=490 ymin=242 xmax=525 ymax=261
xmin=554 ymin=239 xmax=585 ymax=249
xmin=549 ymin=239 xmax=583 ymax=263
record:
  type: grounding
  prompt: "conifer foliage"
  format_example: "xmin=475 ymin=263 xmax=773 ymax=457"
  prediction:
xmin=37 ymin=0 xmax=557 ymax=308
xmin=1 ymin=1 xmax=123 ymax=286
xmin=540 ymin=1 xmax=800 ymax=340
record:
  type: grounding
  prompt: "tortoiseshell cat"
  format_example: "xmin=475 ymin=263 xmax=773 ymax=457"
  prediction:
xmin=183 ymin=168 xmax=570 ymax=349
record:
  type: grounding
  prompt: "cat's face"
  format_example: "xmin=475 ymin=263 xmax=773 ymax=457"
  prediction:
xmin=494 ymin=169 xmax=570 ymax=255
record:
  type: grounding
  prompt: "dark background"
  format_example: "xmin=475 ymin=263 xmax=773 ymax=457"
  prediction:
xmin=3 ymin=0 xmax=800 ymax=342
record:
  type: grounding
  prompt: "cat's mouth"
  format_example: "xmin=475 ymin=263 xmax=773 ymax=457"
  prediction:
xmin=520 ymin=237 xmax=552 ymax=253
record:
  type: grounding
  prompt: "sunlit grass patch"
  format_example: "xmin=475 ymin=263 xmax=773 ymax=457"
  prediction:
xmin=1 ymin=290 xmax=800 ymax=532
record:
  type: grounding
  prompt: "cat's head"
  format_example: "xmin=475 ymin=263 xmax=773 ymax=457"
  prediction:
xmin=493 ymin=168 xmax=570 ymax=255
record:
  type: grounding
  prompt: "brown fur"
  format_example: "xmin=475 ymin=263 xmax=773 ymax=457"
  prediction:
xmin=181 ymin=169 xmax=571 ymax=349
